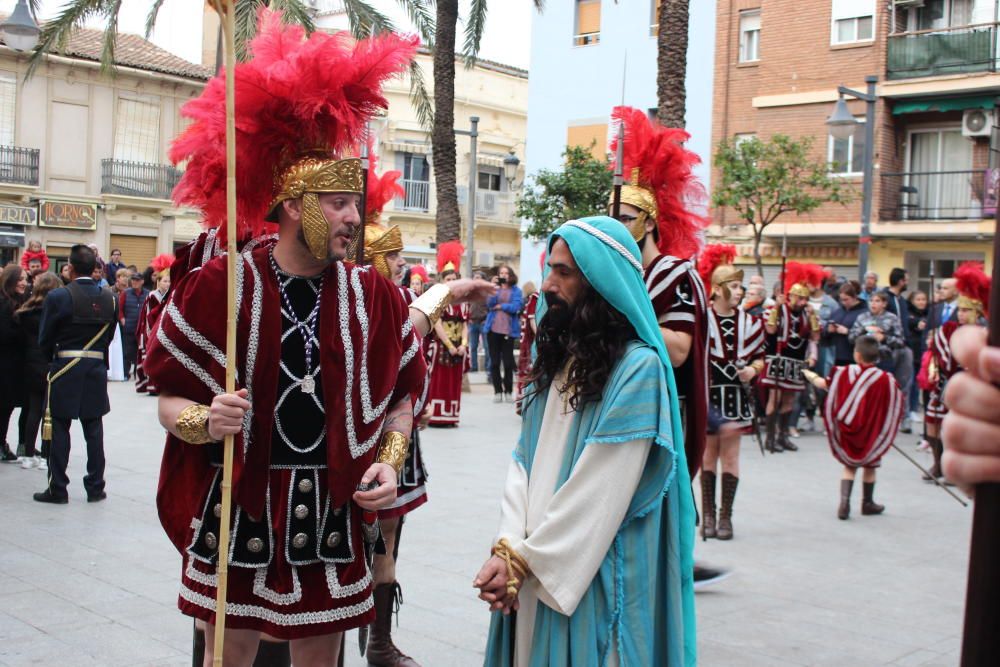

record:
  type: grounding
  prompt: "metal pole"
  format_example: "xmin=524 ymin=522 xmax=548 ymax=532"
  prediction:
xmin=858 ymin=75 xmax=877 ymax=283
xmin=465 ymin=116 xmax=479 ymax=278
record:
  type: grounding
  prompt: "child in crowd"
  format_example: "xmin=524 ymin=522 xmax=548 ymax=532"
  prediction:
xmin=20 ymin=240 xmax=50 ymax=272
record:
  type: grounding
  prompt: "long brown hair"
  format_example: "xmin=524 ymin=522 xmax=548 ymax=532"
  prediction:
xmin=0 ymin=264 xmax=25 ymax=305
xmin=16 ymin=272 xmax=61 ymax=318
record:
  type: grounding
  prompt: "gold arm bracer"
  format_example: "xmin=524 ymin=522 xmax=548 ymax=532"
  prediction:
xmin=176 ymin=403 xmax=214 ymax=445
xmin=410 ymin=283 xmax=453 ymax=330
xmin=767 ymin=306 xmax=779 ymax=328
xmin=376 ymin=431 xmax=410 ymax=476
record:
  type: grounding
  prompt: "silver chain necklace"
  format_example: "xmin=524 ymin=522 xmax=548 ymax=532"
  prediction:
xmin=270 ymin=251 xmax=324 ymax=394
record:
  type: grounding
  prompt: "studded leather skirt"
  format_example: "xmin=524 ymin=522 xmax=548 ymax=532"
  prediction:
xmin=177 ymin=465 xmax=374 ymax=640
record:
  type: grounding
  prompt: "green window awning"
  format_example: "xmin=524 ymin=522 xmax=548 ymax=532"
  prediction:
xmin=892 ymin=95 xmax=996 ymax=115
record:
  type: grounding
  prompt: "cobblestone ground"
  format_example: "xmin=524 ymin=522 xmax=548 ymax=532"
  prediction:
xmin=0 ymin=376 xmax=969 ymax=666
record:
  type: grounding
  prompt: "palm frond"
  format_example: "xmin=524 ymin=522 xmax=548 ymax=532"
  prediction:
xmin=461 ymin=0 xmax=488 ymax=67
xmin=269 ymin=0 xmax=316 ymax=33
xmin=101 ymin=0 xmax=123 ymax=73
xmin=342 ymin=0 xmax=397 ymax=39
xmin=144 ymin=0 xmax=167 ymax=39
xmin=408 ymin=59 xmax=434 ymax=132
xmin=394 ymin=0 xmax=435 ymax=44
xmin=27 ymin=0 xmax=117 ymax=79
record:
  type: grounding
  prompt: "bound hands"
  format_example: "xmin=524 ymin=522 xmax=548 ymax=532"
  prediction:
xmin=474 ymin=555 xmax=521 ymax=615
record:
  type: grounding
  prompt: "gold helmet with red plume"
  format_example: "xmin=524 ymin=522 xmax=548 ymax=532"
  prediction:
xmin=169 ymin=10 xmax=417 ymax=259
xmin=361 ymin=150 xmax=405 ymax=279
xmin=150 ymin=253 xmax=175 ymax=279
xmin=608 ymin=106 xmax=709 ymax=260
xmin=408 ymin=264 xmax=429 ymax=293
xmin=782 ymin=261 xmax=825 ymax=298
xmin=437 ymin=241 xmax=464 ymax=276
xmin=955 ymin=261 xmax=990 ymax=317
xmin=698 ymin=244 xmax=742 ymax=301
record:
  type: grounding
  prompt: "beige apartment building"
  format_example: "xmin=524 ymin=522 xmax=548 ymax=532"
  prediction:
xmin=0 ymin=27 xmax=209 ymax=271
xmin=712 ymin=0 xmax=996 ymax=291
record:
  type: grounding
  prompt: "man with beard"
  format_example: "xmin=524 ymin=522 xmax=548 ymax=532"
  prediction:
xmin=476 ymin=216 xmax=696 ymax=667
xmin=761 ymin=262 xmax=823 ymax=452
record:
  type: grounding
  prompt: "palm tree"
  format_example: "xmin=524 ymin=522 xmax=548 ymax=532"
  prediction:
xmin=655 ymin=0 xmax=689 ymax=129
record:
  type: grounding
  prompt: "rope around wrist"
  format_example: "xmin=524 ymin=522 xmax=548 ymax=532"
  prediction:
xmin=492 ymin=538 xmax=530 ymax=598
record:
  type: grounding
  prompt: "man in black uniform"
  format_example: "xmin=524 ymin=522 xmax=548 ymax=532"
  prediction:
xmin=33 ymin=244 xmax=116 ymax=504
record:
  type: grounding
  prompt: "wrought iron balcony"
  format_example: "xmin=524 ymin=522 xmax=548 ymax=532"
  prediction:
xmin=395 ymin=178 xmax=430 ymax=212
xmin=887 ymin=23 xmax=999 ymax=80
xmin=101 ymin=159 xmax=181 ymax=200
xmin=0 ymin=145 xmax=39 ymax=186
xmin=879 ymin=169 xmax=990 ymax=220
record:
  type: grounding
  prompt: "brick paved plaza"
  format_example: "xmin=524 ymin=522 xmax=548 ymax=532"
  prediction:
xmin=0 ymin=377 xmax=969 ymax=666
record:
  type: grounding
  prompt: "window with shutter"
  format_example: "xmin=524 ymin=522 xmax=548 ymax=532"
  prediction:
xmin=574 ymin=0 xmax=601 ymax=46
xmin=831 ymin=0 xmax=875 ymax=45
xmin=0 ymin=73 xmax=16 ymax=147
xmin=114 ymin=97 xmax=161 ymax=164
xmin=739 ymin=10 xmax=761 ymax=63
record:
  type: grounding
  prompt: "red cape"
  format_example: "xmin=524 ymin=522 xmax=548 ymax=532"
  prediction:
xmin=823 ymin=364 xmax=904 ymax=467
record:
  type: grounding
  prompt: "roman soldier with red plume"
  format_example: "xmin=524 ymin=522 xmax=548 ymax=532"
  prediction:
xmin=362 ymin=150 xmax=406 ymax=285
xmin=698 ymin=244 xmax=765 ymax=540
xmin=134 ymin=253 xmax=173 ymax=395
xmin=922 ymin=261 xmax=990 ymax=480
xmin=426 ymin=242 xmax=471 ymax=427
xmin=607 ymin=105 xmax=710 ymax=480
xmin=407 ymin=264 xmax=429 ymax=295
xmin=139 ymin=12 xmax=469 ymax=660
xmin=761 ymin=261 xmax=823 ymax=452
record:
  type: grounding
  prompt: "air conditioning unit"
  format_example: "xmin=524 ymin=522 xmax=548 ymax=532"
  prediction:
xmin=477 ymin=251 xmax=494 ymax=268
xmin=963 ymin=108 xmax=994 ymax=137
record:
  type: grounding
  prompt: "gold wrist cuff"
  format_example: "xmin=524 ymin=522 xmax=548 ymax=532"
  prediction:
xmin=376 ymin=431 xmax=409 ymax=475
xmin=750 ymin=359 xmax=765 ymax=373
xmin=410 ymin=283 xmax=453 ymax=329
xmin=176 ymin=404 xmax=213 ymax=445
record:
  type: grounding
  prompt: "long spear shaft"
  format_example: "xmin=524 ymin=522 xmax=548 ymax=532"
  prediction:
xmin=611 ymin=54 xmax=626 ymax=220
xmin=212 ymin=2 xmax=238 ymax=664
xmin=890 ymin=443 xmax=967 ymax=507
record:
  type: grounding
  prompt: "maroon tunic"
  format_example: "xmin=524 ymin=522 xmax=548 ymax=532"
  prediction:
xmin=426 ymin=303 xmax=470 ymax=426
xmin=925 ymin=321 xmax=963 ymax=426
xmin=515 ymin=292 xmax=538 ymax=408
xmin=135 ymin=290 xmax=166 ymax=393
xmin=822 ymin=364 xmax=904 ymax=468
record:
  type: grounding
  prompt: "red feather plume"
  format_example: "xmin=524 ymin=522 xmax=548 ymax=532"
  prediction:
xmin=436 ymin=241 xmax=464 ymax=274
xmin=781 ymin=261 xmax=825 ymax=294
xmin=366 ymin=149 xmax=404 ymax=220
xmin=955 ymin=261 xmax=991 ymax=315
xmin=609 ymin=106 xmax=709 ymax=260
xmin=150 ymin=253 xmax=175 ymax=274
xmin=697 ymin=244 xmax=737 ymax=286
xmin=169 ymin=9 xmax=418 ymax=239
xmin=409 ymin=265 xmax=429 ymax=282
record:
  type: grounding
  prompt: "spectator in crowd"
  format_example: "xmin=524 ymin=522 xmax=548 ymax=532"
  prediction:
xmin=929 ymin=277 xmax=959 ymax=330
xmin=119 ymin=273 xmax=149 ymax=379
xmin=468 ymin=270 xmax=490 ymax=373
xmin=111 ymin=268 xmax=130 ymax=297
xmin=743 ymin=283 xmax=767 ymax=317
xmin=515 ymin=281 xmax=538 ymax=410
xmin=59 ymin=264 xmax=72 ymax=285
xmin=0 ymin=264 xmax=27 ymax=462
xmin=883 ymin=268 xmax=914 ymax=432
xmin=91 ymin=260 xmax=110 ymax=288
xmin=859 ymin=271 xmax=879 ymax=301
xmin=14 ymin=272 xmax=62 ymax=470
xmin=822 ymin=266 xmax=843 ymax=297
xmin=907 ymin=289 xmax=930 ymax=425
xmin=486 ymin=264 xmax=523 ymax=403
xmin=20 ymin=239 xmax=50 ymax=273
xmin=104 ymin=248 xmax=126 ymax=284
xmin=825 ymin=281 xmax=868 ymax=367
xmin=141 ymin=265 xmax=156 ymax=291
xmin=791 ymin=278 xmax=839 ymax=433
xmin=25 ymin=257 xmax=44 ymax=287
xmin=849 ymin=291 xmax=905 ymax=371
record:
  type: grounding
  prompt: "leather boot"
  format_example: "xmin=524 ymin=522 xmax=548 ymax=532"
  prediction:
xmin=765 ymin=413 xmax=783 ymax=453
xmin=838 ymin=479 xmax=853 ymax=520
xmin=366 ymin=582 xmax=420 ymax=667
xmin=923 ymin=437 xmax=943 ymax=480
xmin=701 ymin=471 xmax=717 ymax=539
xmin=716 ymin=473 xmax=738 ymax=540
xmin=861 ymin=481 xmax=885 ymax=515
xmin=778 ymin=412 xmax=798 ymax=451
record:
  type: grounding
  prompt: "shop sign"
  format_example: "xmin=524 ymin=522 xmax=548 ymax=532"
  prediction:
xmin=0 ymin=203 xmax=37 ymax=226
xmin=38 ymin=200 xmax=98 ymax=231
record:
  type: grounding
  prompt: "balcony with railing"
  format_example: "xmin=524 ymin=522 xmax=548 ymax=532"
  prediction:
xmin=879 ymin=169 xmax=991 ymax=220
xmin=0 ymin=145 xmax=39 ymax=186
xmin=394 ymin=178 xmax=430 ymax=212
xmin=457 ymin=186 xmax=518 ymax=226
xmin=887 ymin=22 xmax=1000 ymax=79
xmin=101 ymin=159 xmax=182 ymax=200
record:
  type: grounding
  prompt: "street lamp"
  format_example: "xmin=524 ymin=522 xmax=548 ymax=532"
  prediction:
xmin=1 ymin=0 xmax=40 ymax=53
xmin=502 ymin=150 xmax=520 ymax=189
xmin=455 ymin=117 xmax=479 ymax=277
xmin=826 ymin=74 xmax=877 ymax=283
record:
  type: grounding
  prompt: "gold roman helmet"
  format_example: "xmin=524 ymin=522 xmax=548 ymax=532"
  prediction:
xmin=711 ymin=265 xmax=745 ymax=302
xmin=363 ymin=222 xmax=404 ymax=280
xmin=608 ymin=168 xmax=659 ymax=243
xmin=264 ymin=151 xmax=364 ymax=260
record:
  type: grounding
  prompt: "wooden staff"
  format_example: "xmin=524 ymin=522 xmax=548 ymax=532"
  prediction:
xmin=959 ymin=111 xmax=1000 ymax=665
xmin=209 ymin=1 xmax=238 ymax=665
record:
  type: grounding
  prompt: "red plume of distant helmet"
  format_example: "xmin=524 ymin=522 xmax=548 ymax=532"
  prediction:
xmin=955 ymin=261 xmax=991 ymax=316
xmin=781 ymin=261 xmax=826 ymax=295
xmin=409 ymin=265 xmax=429 ymax=282
xmin=150 ymin=253 xmax=175 ymax=275
xmin=609 ymin=106 xmax=709 ymax=260
xmin=169 ymin=9 xmax=418 ymax=240
xmin=365 ymin=147 xmax=405 ymax=221
xmin=436 ymin=241 xmax=464 ymax=274
xmin=697 ymin=244 xmax=737 ymax=287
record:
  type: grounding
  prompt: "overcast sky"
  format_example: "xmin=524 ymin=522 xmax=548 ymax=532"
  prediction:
xmin=1 ymin=0 xmax=532 ymax=70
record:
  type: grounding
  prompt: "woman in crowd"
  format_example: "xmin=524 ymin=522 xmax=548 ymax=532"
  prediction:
xmin=906 ymin=289 xmax=929 ymax=424
xmin=59 ymin=263 xmax=72 ymax=285
xmin=134 ymin=254 xmax=173 ymax=394
xmin=824 ymin=281 xmax=868 ymax=367
xmin=14 ymin=272 xmax=62 ymax=470
xmin=425 ymin=245 xmax=470 ymax=426
xmin=0 ymin=264 xmax=27 ymax=462
xmin=849 ymin=291 xmax=905 ymax=372
xmin=485 ymin=264 xmax=523 ymax=403
xmin=515 ymin=281 xmax=538 ymax=411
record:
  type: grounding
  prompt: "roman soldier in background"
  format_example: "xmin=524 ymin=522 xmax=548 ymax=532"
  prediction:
xmin=134 ymin=253 xmax=173 ymax=395
xmin=426 ymin=242 xmax=470 ymax=428
xmin=761 ymin=262 xmax=823 ymax=453
xmin=922 ymin=261 xmax=990 ymax=481
xmin=698 ymin=244 xmax=765 ymax=541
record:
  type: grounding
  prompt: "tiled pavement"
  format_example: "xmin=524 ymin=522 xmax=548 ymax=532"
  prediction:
xmin=0 ymin=375 xmax=970 ymax=666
